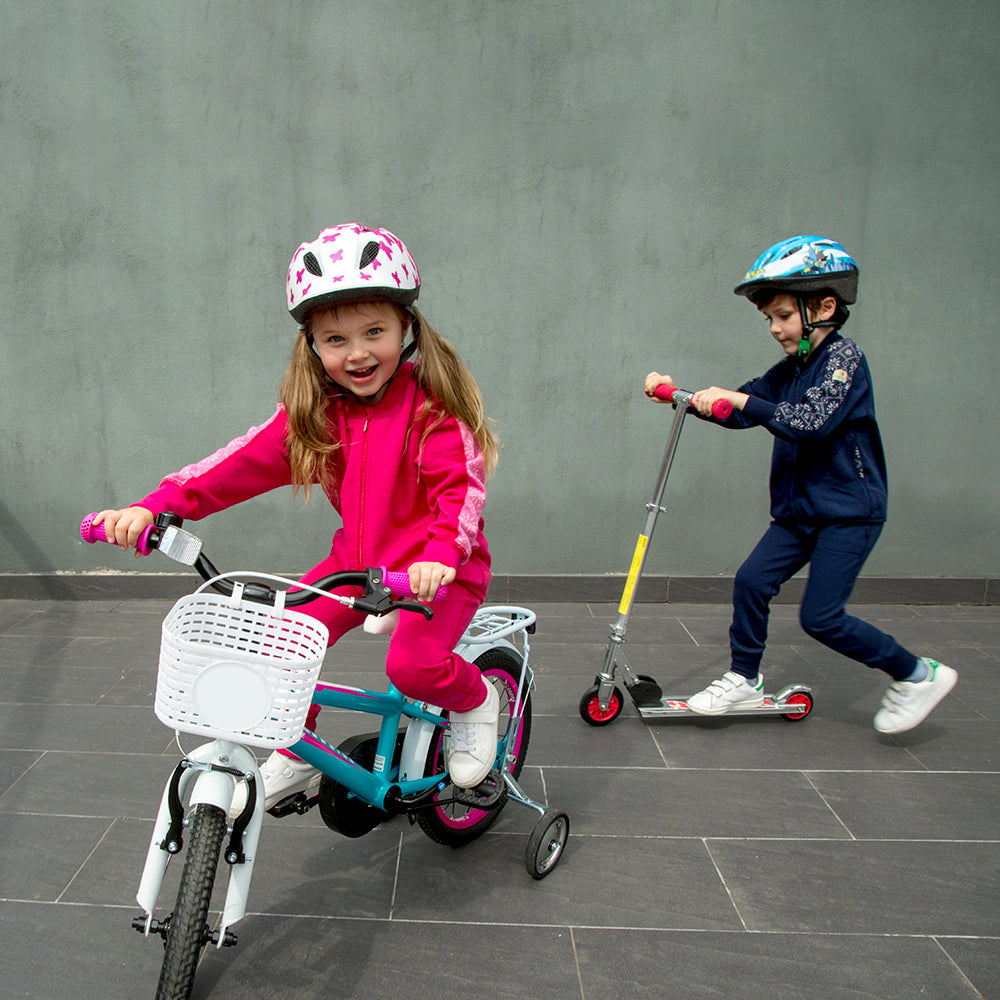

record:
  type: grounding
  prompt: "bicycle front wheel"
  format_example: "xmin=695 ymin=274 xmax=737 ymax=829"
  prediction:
xmin=156 ymin=803 xmax=227 ymax=1000
xmin=417 ymin=648 xmax=532 ymax=846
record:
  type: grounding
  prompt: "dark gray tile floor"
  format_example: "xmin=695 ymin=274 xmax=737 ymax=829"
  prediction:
xmin=1 ymin=597 xmax=998 ymax=999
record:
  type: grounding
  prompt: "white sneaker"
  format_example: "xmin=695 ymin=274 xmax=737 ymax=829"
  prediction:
xmin=446 ymin=681 xmax=500 ymax=788
xmin=874 ymin=659 xmax=957 ymax=734
xmin=687 ymin=671 xmax=765 ymax=716
xmin=229 ymin=751 xmax=321 ymax=817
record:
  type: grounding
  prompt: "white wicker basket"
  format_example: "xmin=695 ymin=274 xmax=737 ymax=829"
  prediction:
xmin=156 ymin=592 xmax=329 ymax=748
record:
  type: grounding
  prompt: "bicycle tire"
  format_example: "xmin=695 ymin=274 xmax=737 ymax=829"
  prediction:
xmin=155 ymin=803 xmax=227 ymax=1000
xmin=417 ymin=648 xmax=532 ymax=846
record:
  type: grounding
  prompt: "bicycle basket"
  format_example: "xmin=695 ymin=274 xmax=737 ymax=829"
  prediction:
xmin=157 ymin=593 xmax=329 ymax=748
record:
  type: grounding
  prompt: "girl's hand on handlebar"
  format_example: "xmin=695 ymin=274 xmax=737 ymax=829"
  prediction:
xmin=408 ymin=562 xmax=457 ymax=604
xmin=644 ymin=372 xmax=675 ymax=401
xmin=690 ymin=387 xmax=748 ymax=418
xmin=93 ymin=507 xmax=155 ymax=555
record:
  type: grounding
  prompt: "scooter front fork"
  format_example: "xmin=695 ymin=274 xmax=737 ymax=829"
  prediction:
xmin=596 ymin=626 xmax=640 ymax=710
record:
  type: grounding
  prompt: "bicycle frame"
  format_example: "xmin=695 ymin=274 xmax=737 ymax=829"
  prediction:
xmin=295 ymin=604 xmax=535 ymax=809
xmin=292 ymin=681 xmax=453 ymax=810
xmin=135 ymin=604 xmax=536 ymax=946
xmin=82 ymin=511 xmax=567 ymax=1000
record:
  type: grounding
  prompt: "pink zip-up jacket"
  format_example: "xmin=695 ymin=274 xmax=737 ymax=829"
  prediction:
xmin=136 ymin=363 xmax=492 ymax=598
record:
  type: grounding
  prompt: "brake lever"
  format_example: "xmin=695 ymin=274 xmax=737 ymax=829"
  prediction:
xmin=352 ymin=568 xmax=435 ymax=620
xmin=352 ymin=590 xmax=434 ymax=621
xmin=393 ymin=600 xmax=434 ymax=620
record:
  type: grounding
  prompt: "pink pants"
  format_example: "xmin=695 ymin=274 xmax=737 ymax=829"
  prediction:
xmin=278 ymin=559 xmax=487 ymax=758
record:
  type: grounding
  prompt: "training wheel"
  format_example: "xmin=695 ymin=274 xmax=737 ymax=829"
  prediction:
xmin=525 ymin=809 xmax=569 ymax=879
xmin=779 ymin=689 xmax=814 ymax=722
xmin=579 ymin=684 xmax=624 ymax=726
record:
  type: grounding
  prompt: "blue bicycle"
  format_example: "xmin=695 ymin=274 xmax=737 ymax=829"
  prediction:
xmin=81 ymin=512 xmax=569 ymax=1000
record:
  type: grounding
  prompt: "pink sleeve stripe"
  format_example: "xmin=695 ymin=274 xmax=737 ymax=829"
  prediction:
xmin=455 ymin=423 xmax=487 ymax=560
xmin=162 ymin=407 xmax=286 ymax=488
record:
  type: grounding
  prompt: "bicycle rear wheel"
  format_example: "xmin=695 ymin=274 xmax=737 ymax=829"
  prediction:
xmin=417 ymin=648 xmax=532 ymax=846
xmin=156 ymin=803 xmax=227 ymax=1000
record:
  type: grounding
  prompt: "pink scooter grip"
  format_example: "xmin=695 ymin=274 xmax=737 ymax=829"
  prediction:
xmin=379 ymin=568 xmax=448 ymax=604
xmin=80 ymin=513 xmax=157 ymax=556
xmin=653 ymin=383 xmax=733 ymax=420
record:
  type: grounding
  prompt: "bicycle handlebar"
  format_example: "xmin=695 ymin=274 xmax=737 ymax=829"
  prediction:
xmin=80 ymin=511 xmax=159 ymax=555
xmin=79 ymin=513 xmax=443 ymax=614
xmin=379 ymin=569 xmax=447 ymax=605
xmin=652 ymin=383 xmax=733 ymax=420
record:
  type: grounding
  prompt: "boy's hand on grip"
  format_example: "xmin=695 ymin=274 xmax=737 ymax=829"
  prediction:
xmin=644 ymin=371 xmax=675 ymax=401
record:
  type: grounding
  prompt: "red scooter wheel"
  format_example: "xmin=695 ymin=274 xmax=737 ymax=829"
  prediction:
xmin=579 ymin=684 xmax=624 ymax=726
xmin=780 ymin=691 xmax=813 ymax=721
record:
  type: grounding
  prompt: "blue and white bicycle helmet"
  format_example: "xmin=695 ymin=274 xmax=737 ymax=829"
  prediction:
xmin=286 ymin=224 xmax=420 ymax=326
xmin=734 ymin=236 xmax=858 ymax=305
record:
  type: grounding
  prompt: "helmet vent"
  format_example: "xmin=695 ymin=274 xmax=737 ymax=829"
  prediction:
xmin=359 ymin=240 xmax=380 ymax=268
xmin=303 ymin=251 xmax=323 ymax=276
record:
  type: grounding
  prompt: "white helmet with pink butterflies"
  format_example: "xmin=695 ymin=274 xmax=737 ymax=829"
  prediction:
xmin=286 ymin=224 xmax=421 ymax=326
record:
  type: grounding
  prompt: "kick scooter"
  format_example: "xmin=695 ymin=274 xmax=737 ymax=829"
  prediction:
xmin=578 ymin=384 xmax=814 ymax=726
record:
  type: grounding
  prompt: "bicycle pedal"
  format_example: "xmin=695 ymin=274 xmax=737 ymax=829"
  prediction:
xmin=267 ymin=791 xmax=317 ymax=817
xmin=451 ymin=770 xmax=505 ymax=809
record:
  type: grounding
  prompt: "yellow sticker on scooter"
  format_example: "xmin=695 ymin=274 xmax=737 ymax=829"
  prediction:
xmin=618 ymin=534 xmax=649 ymax=615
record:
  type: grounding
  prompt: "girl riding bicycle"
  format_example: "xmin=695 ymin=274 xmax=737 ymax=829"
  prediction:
xmin=95 ymin=223 xmax=502 ymax=802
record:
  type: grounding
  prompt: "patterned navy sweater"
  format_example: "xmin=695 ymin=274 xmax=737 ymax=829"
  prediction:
xmin=719 ymin=332 xmax=888 ymax=525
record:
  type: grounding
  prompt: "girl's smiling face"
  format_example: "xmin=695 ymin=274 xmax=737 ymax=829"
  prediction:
xmin=309 ymin=300 xmax=407 ymax=402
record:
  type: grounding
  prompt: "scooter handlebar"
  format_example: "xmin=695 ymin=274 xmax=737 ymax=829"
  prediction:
xmin=652 ymin=383 xmax=733 ymax=420
xmin=80 ymin=512 xmax=158 ymax=556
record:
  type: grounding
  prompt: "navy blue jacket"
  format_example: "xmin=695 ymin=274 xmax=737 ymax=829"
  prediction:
xmin=718 ymin=332 xmax=888 ymax=525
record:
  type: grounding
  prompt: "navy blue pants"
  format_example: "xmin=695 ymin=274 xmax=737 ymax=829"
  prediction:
xmin=730 ymin=521 xmax=918 ymax=682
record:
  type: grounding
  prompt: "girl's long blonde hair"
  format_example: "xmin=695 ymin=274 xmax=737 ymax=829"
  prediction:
xmin=279 ymin=301 xmax=499 ymax=497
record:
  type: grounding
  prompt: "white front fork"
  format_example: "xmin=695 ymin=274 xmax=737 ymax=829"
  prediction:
xmin=135 ymin=740 xmax=264 ymax=945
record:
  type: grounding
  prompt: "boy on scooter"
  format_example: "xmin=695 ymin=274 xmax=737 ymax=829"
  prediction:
xmin=645 ymin=236 xmax=956 ymax=735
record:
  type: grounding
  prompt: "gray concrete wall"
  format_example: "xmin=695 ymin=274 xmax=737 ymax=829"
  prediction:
xmin=3 ymin=1 xmax=998 ymax=585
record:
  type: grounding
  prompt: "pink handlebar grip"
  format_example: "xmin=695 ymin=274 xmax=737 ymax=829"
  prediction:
xmin=80 ymin=513 xmax=157 ymax=556
xmin=380 ymin=568 xmax=448 ymax=604
xmin=652 ymin=383 xmax=732 ymax=420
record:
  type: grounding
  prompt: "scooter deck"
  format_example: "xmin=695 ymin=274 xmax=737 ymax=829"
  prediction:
xmin=635 ymin=693 xmax=810 ymax=719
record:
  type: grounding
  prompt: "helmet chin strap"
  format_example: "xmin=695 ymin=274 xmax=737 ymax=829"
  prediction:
xmin=396 ymin=314 xmax=420 ymax=366
xmin=796 ymin=297 xmax=815 ymax=357
xmin=796 ymin=296 xmax=837 ymax=358
xmin=399 ymin=336 xmax=418 ymax=365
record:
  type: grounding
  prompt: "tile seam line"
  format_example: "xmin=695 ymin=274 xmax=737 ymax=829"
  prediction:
xmin=501 ymin=832 xmax=1000 ymax=844
xmin=2 ymin=900 xmax=997 ymax=940
xmin=2 ymin=755 xmax=993 ymax=776
xmin=2 ymin=815 xmax=996 ymax=845
xmin=489 ymin=765 xmax=1000 ymax=775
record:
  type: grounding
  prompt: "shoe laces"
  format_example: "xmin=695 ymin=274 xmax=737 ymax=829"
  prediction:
xmin=261 ymin=757 xmax=303 ymax=781
xmin=260 ymin=759 xmax=285 ymax=780
xmin=450 ymin=721 xmax=477 ymax=753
